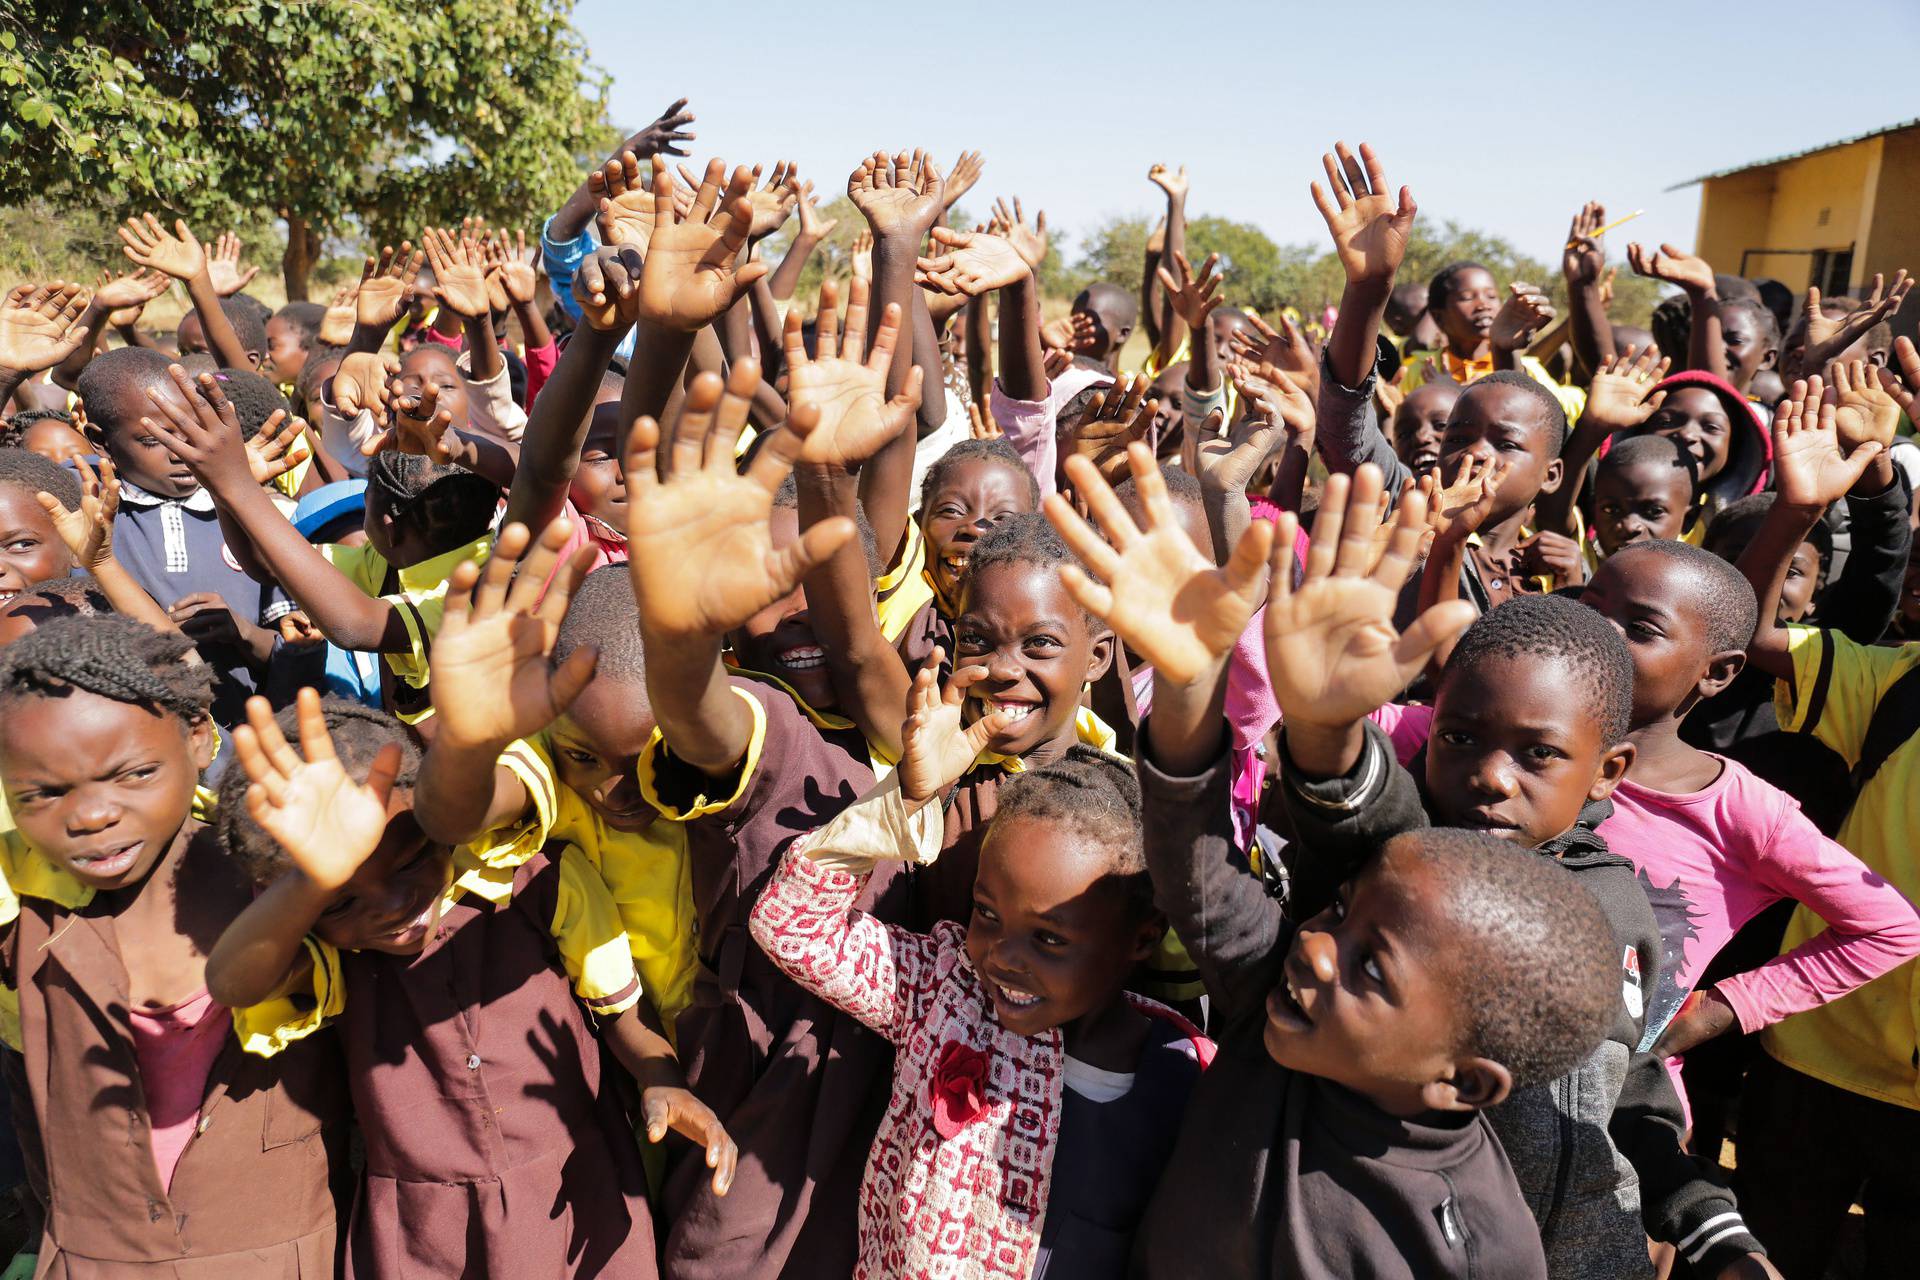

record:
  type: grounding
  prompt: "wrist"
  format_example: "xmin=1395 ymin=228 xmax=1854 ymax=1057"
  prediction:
xmin=1340 ymin=276 xmax=1394 ymax=308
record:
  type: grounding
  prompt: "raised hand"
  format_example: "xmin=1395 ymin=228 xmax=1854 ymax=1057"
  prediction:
xmin=1310 ymin=141 xmax=1417 ymax=287
xmin=1148 ymin=163 xmax=1189 ymax=202
xmin=743 ymin=161 xmax=800 ymax=242
xmin=1804 ymin=271 xmax=1911 ymax=372
xmin=1046 ymin=444 xmax=1271 ymax=683
xmin=1626 ymin=241 xmax=1714 ymax=295
xmin=422 ymin=225 xmax=491 ymax=318
xmin=430 ymin=519 xmax=601 ymax=750
xmin=968 ymin=401 xmax=1002 ymax=439
xmin=898 ymin=651 xmax=1013 ymax=805
xmin=320 ymin=285 xmax=358 ymax=344
xmin=573 ymin=244 xmax=645 ymax=332
xmin=592 ymin=149 xmax=658 ymax=250
xmin=989 ymin=197 xmax=1048 ymax=269
xmin=1516 ymin=529 xmax=1585 ymax=589
xmin=1771 ymin=375 xmax=1884 ymax=509
xmin=246 ymin=410 xmax=312 ymax=483
xmin=637 ymin=156 xmax=766 ymax=332
xmin=942 ymin=149 xmax=986 ymax=212
xmin=1488 ymin=281 xmax=1555 ymax=351
xmin=623 ymin=360 xmax=855 ymax=639
xmin=93 ymin=267 xmax=170 ymax=316
xmin=1264 ymin=465 xmax=1475 ymax=728
xmin=850 ymin=231 xmax=874 ymax=285
xmin=356 ymin=244 xmax=425 ymax=330
xmin=1563 ymin=201 xmax=1608 ymax=288
xmin=1228 ymin=312 xmax=1321 ymax=406
xmin=1875 ymin=334 xmax=1920 ymax=419
xmin=1040 ymin=311 xmax=1096 ymax=354
xmin=848 ymin=149 xmax=945 ymax=243
xmin=0 ymin=283 xmax=92 ymax=373
xmin=795 ymin=180 xmax=837 ymax=241
xmin=362 ymin=379 xmax=456 ymax=463
xmin=334 ymin=351 xmax=400 ymax=426
xmin=34 ymin=454 xmax=119 ymax=570
xmin=1426 ymin=454 xmax=1514 ymax=547
xmin=1156 ymin=250 xmax=1223 ymax=333
xmin=1070 ymin=374 xmax=1157 ymax=479
xmin=641 ymin=1085 xmax=736 ymax=1196
xmin=915 ymin=227 xmax=1030 ymax=297
xmin=782 ymin=278 xmax=921 ymax=469
xmin=1582 ymin=345 xmax=1669 ymax=431
xmin=207 ymin=231 xmax=260 ymax=296
xmin=233 ymin=689 xmax=404 ymax=891
xmin=1828 ymin=358 xmax=1900 ymax=452
xmin=117 ymin=213 xmax=206 ymax=281
xmin=623 ymin=97 xmax=696 ymax=160
xmin=139 ymin=366 xmax=256 ymax=493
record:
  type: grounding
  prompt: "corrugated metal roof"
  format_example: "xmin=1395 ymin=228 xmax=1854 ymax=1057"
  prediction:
xmin=1666 ymin=118 xmax=1920 ymax=191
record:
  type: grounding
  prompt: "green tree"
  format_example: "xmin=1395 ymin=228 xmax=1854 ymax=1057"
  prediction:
xmin=0 ymin=1 xmax=613 ymax=298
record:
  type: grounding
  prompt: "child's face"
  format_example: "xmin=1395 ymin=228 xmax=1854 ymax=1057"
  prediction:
xmin=549 ymin=675 xmax=660 ymax=833
xmin=1069 ymin=291 xmax=1126 ymax=359
xmin=175 ymin=313 xmax=206 ymax=358
xmin=1148 ymin=366 xmax=1186 ymax=454
xmin=1717 ymin=306 xmax=1776 ymax=387
xmin=921 ymin=459 xmax=1034 ymax=602
xmin=1640 ymin=387 xmax=1732 ymax=482
xmin=1438 ymin=383 xmax=1562 ymax=526
xmin=966 ymin=815 xmax=1159 ymax=1039
xmin=264 ymin=315 xmax=309 ymax=384
xmin=0 ymin=689 xmax=211 ymax=890
xmin=309 ymin=802 xmax=455 ymax=955
xmin=1426 ymin=652 xmax=1629 ymax=847
xmin=1208 ymin=308 xmax=1251 ymax=365
xmin=1581 ymin=553 xmax=1735 ymax=729
xmin=955 ymin=560 xmax=1113 ymax=760
xmin=398 ymin=347 xmax=470 ymax=429
xmin=1592 ymin=460 xmax=1692 ymax=557
xmin=0 ymin=488 xmax=73 ymax=603
xmin=16 ymin=420 xmax=92 ymax=467
xmin=96 ymin=374 xmax=201 ymax=499
xmin=1778 ymin=541 xmax=1821 ymax=623
xmin=1391 ymin=382 xmax=1458 ymax=474
xmin=1433 ymin=267 xmax=1499 ymax=352
xmin=731 ymin=506 xmax=835 ymax=712
xmin=1263 ymin=841 xmax=1486 ymax=1116
xmin=569 ymin=404 xmax=628 ymax=530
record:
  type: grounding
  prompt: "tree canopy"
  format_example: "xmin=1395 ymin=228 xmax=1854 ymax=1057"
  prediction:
xmin=0 ymin=0 xmax=613 ymax=296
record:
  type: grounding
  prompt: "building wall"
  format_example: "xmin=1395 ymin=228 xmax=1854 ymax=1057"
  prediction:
xmin=1697 ymin=169 xmax=1777 ymax=277
xmin=1696 ymin=134 xmax=1913 ymax=290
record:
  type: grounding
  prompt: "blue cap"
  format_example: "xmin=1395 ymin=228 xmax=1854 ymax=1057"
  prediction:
xmin=292 ymin=479 xmax=369 ymax=538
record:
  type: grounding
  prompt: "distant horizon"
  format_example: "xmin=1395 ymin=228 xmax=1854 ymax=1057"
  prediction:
xmin=575 ymin=0 xmax=1919 ymax=275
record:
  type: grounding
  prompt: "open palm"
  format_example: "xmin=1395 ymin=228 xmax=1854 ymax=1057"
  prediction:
xmin=898 ymin=656 xmax=1009 ymax=806
xmin=915 ymin=228 xmax=1029 ymax=297
xmin=118 ymin=214 xmax=206 ymax=281
xmin=35 ymin=455 xmax=118 ymax=569
xmin=234 ymin=691 xmax=398 ymax=892
xmin=1311 ymin=143 xmax=1416 ymax=285
xmin=848 ymin=150 xmax=943 ymax=239
xmin=0 ymin=284 xmax=90 ymax=372
xmin=1771 ymin=382 xmax=1882 ymax=509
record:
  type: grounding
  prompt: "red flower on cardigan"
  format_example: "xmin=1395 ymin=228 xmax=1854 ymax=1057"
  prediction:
xmin=928 ymin=1040 xmax=990 ymax=1139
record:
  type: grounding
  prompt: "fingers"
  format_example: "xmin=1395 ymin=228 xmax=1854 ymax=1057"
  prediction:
xmin=709 ymin=360 xmax=760 ymax=467
xmin=1302 ymin=471 xmax=1349 ymax=582
xmin=1330 ymin=465 xmax=1387 ymax=577
xmin=768 ymin=516 xmax=855 ymax=592
xmin=1394 ymin=601 xmax=1478 ymax=677
xmin=474 ymin=522 xmax=531 ymax=616
xmin=503 ymin=517 xmax=582 ymax=620
xmin=815 ymin=278 xmax=841 ymax=360
xmin=668 ymin=371 xmax=724 ymax=477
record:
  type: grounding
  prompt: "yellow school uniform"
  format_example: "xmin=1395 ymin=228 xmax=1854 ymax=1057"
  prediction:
xmin=876 ymin=519 xmax=937 ymax=644
xmin=321 ymin=534 xmax=492 ymax=716
xmin=1401 ymin=349 xmax=1587 ymax=425
xmin=1765 ymin=628 xmax=1920 ymax=1109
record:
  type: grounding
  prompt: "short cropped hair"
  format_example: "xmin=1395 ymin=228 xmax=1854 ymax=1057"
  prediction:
xmin=75 ymin=347 xmax=176 ymax=436
xmin=1392 ymin=828 xmax=1620 ymax=1089
xmin=211 ymin=367 xmax=289 ymax=440
xmin=1443 ymin=594 xmax=1633 ymax=745
xmin=272 ymin=301 xmax=326 ymax=346
xmin=1598 ymin=433 xmax=1700 ymax=501
xmin=1469 ymin=369 xmax=1567 ymax=455
xmin=0 ymin=446 xmax=79 ymax=511
xmin=1606 ymin=539 xmax=1759 ymax=656
xmin=554 ymin=564 xmax=646 ymax=686
xmin=991 ymin=744 xmax=1151 ymax=918
xmin=917 ymin=437 xmax=1041 ymax=514
xmin=1427 ymin=261 xmax=1491 ymax=320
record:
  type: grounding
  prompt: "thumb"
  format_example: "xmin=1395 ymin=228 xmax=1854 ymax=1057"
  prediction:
xmin=547 ymin=646 xmax=601 ymax=716
xmin=772 ymin=517 xmax=855 ymax=586
xmin=33 ymin=491 xmax=71 ymax=520
xmin=643 ymin=1092 xmax=670 ymax=1143
xmin=1394 ymin=601 xmax=1477 ymax=676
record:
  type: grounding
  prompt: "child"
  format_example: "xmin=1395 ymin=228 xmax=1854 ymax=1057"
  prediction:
xmin=0 ymin=616 xmax=350 ymax=1272
xmin=205 ymin=688 xmax=733 ymax=1277
xmin=265 ymin=301 xmax=326 ymax=387
xmin=749 ymin=663 xmax=1208 ymax=1278
xmin=0 ymin=449 xmax=77 ymax=606
xmin=1717 ymin=384 xmax=1920 ymax=1275
xmin=0 ymin=410 xmax=91 ymax=467
xmin=73 ymin=349 xmax=291 ymax=737
xmin=1390 ymin=378 xmax=1457 ymax=474
xmin=1622 ymin=370 xmax=1771 ymax=515
xmin=1042 ymin=450 xmax=1615 ymax=1278
xmin=1589 ymin=434 xmax=1703 ymax=559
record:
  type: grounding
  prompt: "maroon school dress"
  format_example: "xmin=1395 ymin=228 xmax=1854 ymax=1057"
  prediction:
xmin=337 ymin=847 xmax=656 ymax=1279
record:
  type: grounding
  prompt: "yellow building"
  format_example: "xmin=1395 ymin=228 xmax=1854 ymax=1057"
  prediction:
xmin=1673 ymin=118 xmax=1920 ymax=304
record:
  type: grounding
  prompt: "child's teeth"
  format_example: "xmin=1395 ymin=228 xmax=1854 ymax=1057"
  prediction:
xmin=996 ymin=983 xmax=1040 ymax=1008
xmin=780 ymin=645 xmax=827 ymax=670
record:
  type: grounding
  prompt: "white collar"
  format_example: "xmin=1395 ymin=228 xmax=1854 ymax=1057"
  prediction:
xmin=116 ymin=478 xmax=218 ymax=513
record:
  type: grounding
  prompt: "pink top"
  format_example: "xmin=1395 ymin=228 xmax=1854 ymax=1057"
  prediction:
xmin=989 ymin=368 xmax=1114 ymax=497
xmin=128 ymin=988 xmax=230 ymax=1191
xmin=1366 ymin=703 xmax=1920 ymax=1045
xmin=545 ymin=497 xmax=627 ymax=594
xmin=523 ymin=340 xmax=559 ymax=410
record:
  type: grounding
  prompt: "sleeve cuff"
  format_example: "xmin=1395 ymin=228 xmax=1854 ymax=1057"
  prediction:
xmin=233 ymin=937 xmax=345 ymax=1057
xmin=638 ymin=686 xmax=766 ymax=820
xmin=1280 ymin=721 xmax=1392 ymax=815
xmin=792 ymin=772 xmax=945 ymax=873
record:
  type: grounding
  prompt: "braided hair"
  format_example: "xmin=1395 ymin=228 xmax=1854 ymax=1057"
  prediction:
xmin=0 ymin=615 xmax=213 ymax=726
xmin=367 ymin=451 xmax=500 ymax=551
xmin=991 ymin=744 xmax=1154 ymax=920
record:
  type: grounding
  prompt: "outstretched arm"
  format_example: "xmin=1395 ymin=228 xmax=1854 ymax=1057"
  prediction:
xmin=1533 ymin=346 xmax=1668 ymax=538
xmin=118 ymin=215 xmax=251 ymax=370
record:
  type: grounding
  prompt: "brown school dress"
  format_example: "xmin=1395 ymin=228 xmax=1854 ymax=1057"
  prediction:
xmin=4 ymin=893 xmax=350 ymax=1278
xmin=337 ymin=847 xmax=655 ymax=1279
xmin=894 ymin=597 xmax=954 ymax=678
xmin=648 ymin=676 xmax=906 ymax=1280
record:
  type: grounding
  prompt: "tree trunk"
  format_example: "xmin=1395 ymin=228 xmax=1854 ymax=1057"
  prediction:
xmin=281 ymin=213 xmax=321 ymax=301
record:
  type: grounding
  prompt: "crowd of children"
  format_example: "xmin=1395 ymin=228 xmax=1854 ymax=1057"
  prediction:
xmin=0 ymin=95 xmax=1916 ymax=1279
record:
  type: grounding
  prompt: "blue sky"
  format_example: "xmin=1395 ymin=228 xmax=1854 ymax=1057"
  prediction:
xmin=573 ymin=0 xmax=1920 ymax=266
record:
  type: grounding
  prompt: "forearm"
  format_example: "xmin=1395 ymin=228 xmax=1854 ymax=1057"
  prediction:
xmin=51 ymin=303 xmax=112 ymax=390
xmin=90 ymin=557 xmax=179 ymax=633
xmin=512 ymin=298 xmax=553 ymax=351
xmin=1567 ymin=281 xmax=1613 ymax=378
xmin=797 ymin=465 xmax=912 ymax=756
xmin=549 ymin=176 xmax=601 ymax=245
xmin=0 ymin=368 xmax=25 ymax=408
xmin=1139 ymin=245 xmax=1163 ymax=351
xmin=1185 ymin=320 xmax=1220 ymax=395
xmin=860 ymin=242 xmax=932 ymax=563
xmin=441 ymin=428 xmax=520 ymax=491
xmin=1159 ymin=195 xmax=1188 ymax=361
xmin=206 ymin=873 xmax=333 ymax=1009
xmin=747 ymin=278 xmax=784 ymax=384
xmin=995 ymin=272 xmax=1046 ymax=401
xmin=1265 ymin=439 xmax=1312 ymax=516
xmin=462 ymin=313 xmax=501 ymax=384
xmin=187 ymin=270 xmax=249 ymax=370
xmin=621 ymin=320 xmax=698 ymax=425
xmin=346 ymin=316 xmax=399 ymax=356
xmin=211 ymin=480 xmax=404 ymax=651
xmin=602 ymin=999 xmax=687 ymax=1090
xmin=1736 ymin=497 xmax=1823 ymax=681
xmin=640 ymin=631 xmax=755 ymax=774
xmin=503 ymin=323 xmax=625 ymax=532
xmin=1534 ymin=421 xmax=1610 ymax=537
xmin=429 ymin=304 xmax=462 ymax=340
xmin=414 ymin=741 xmax=521 ymax=845
xmin=965 ymin=292 xmax=993 ymax=408
xmin=1142 ymin=657 xmax=1232 ymax=778
xmin=1686 ymin=288 xmax=1729 ymax=383
xmin=1329 ymin=279 xmax=1391 ymax=390
xmin=1815 ymin=456 xmax=1906 ymax=643
xmin=767 ymin=233 xmax=821 ymax=303
xmin=1419 ymin=533 xmax=1471 ymax=671
xmin=116 ymin=323 xmax=160 ymax=350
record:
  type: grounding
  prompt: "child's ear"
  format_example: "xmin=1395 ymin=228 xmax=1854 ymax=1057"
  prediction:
xmin=1587 ymin=740 xmax=1635 ymax=802
xmin=1536 ymin=453 xmax=1565 ymax=497
xmin=1694 ymin=648 xmax=1746 ymax=702
xmin=188 ymin=716 xmax=217 ymax=772
xmin=1083 ymin=626 xmax=1116 ymax=685
xmin=1758 ymin=342 xmax=1779 ymax=372
xmin=1422 ymin=1057 xmax=1513 ymax=1112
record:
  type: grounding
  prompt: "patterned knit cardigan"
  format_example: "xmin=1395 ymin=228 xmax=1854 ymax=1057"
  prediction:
xmin=748 ymin=778 xmax=1207 ymax=1280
